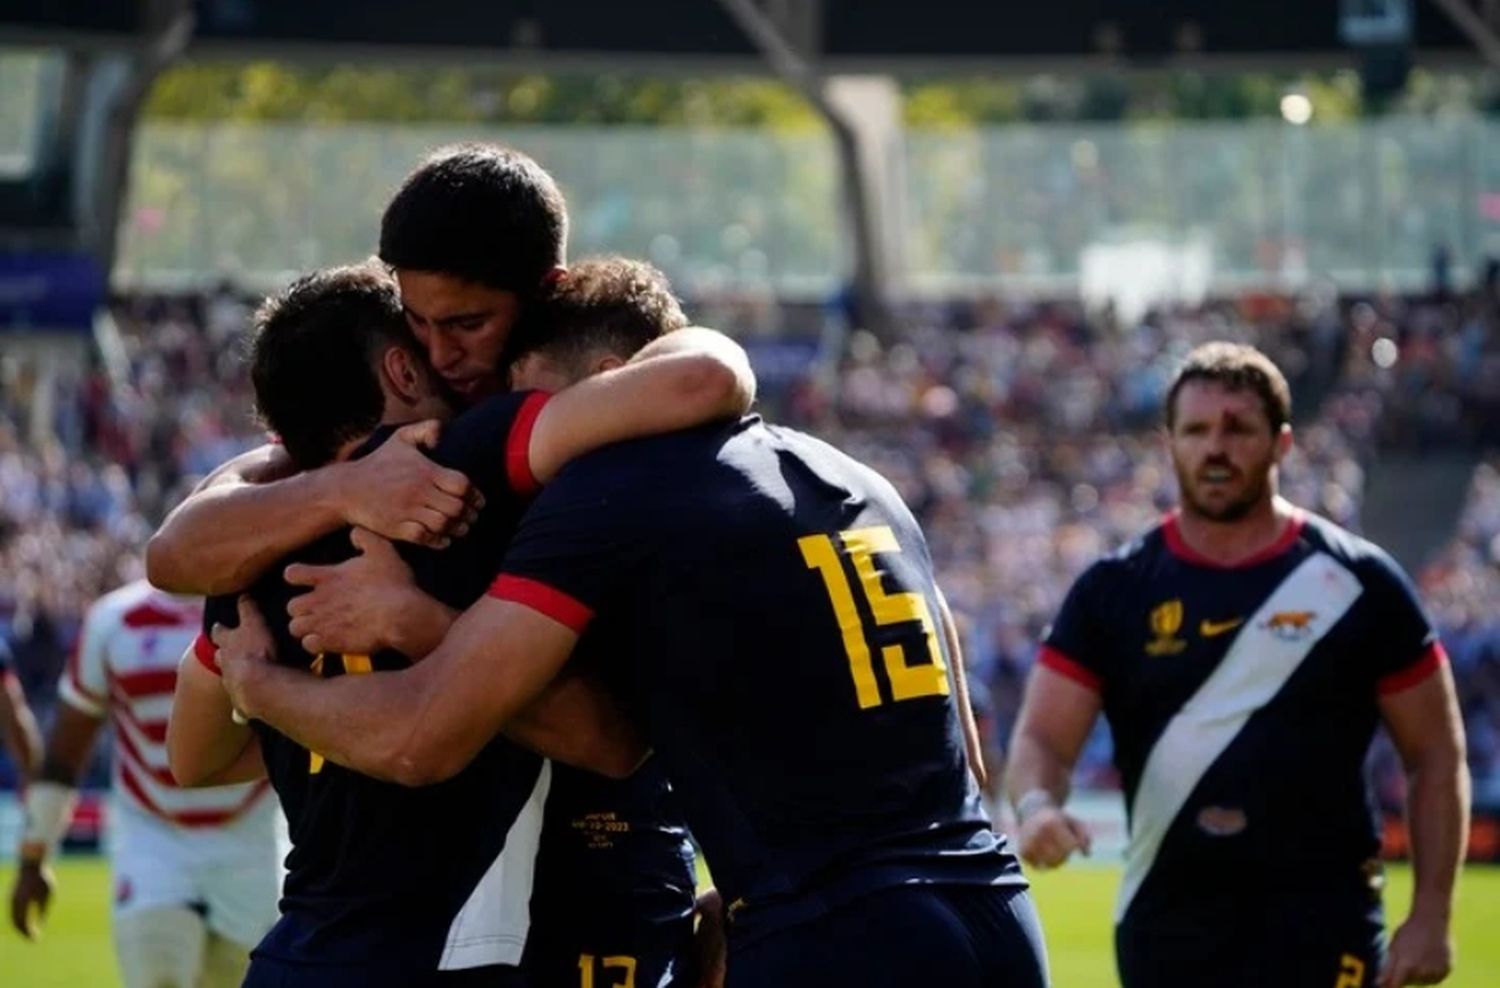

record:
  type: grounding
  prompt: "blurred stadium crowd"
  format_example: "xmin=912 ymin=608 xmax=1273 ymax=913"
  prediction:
xmin=2 ymin=282 xmax=1499 ymax=810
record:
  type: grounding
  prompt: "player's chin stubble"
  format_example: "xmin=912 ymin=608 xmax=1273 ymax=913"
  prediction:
xmin=1174 ymin=460 xmax=1271 ymax=524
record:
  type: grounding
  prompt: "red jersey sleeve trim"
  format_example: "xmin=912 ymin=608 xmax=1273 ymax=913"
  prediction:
xmin=1377 ymin=641 xmax=1447 ymax=696
xmin=1037 ymin=644 xmax=1102 ymax=692
xmin=488 ymin=574 xmax=594 ymax=633
xmin=505 ymin=392 xmax=551 ymax=498
xmin=193 ymin=633 xmax=221 ymax=676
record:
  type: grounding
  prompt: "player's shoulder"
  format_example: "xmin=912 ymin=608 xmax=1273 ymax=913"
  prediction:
xmin=1302 ymin=518 xmax=1416 ymax=611
xmin=1297 ymin=510 xmax=1413 ymax=591
xmin=1084 ymin=523 xmax=1163 ymax=583
xmin=84 ymin=579 xmax=171 ymax=630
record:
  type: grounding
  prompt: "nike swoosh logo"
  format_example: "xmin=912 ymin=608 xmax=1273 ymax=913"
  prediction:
xmin=1200 ymin=618 xmax=1244 ymax=638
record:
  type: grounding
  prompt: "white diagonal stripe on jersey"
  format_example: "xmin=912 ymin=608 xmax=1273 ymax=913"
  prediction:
xmin=1115 ymin=551 xmax=1363 ymax=922
xmin=439 ymin=760 xmax=551 ymax=970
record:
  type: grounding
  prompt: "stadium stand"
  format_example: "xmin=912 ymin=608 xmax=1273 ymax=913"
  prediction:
xmin=3 ymin=282 xmax=1499 ymax=834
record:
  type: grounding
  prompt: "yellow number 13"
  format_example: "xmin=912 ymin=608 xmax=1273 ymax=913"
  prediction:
xmin=800 ymin=526 xmax=950 ymax=710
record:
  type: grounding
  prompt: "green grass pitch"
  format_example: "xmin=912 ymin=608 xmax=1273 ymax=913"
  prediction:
xmin=1 ymin=859 xmax=1497 ymax=986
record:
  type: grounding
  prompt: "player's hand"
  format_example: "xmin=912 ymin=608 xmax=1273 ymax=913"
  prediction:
xmin=9 ymin=860 xmax=54 ymax=940
xmin=286 ymin=528 xmax=416 ymax=655
xmin=1380 ymin=910 xmax=1454 ymax=987
xmin=1016 ymin=805 xmax=1092 ymax=870
xmin=692 ymin=887 xmax=727 ymax=988
xmin=214 ymin=596 xmax=276 ymax=718
xmin=337 ymin=421 xmax=482 ymax=549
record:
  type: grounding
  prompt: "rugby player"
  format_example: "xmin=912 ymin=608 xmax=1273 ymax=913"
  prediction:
xmin=1006 ymin=342 xmax=1469 ymax=988
xmin=168 ymin=260 xmax=750 ymax=987
xmin=277 ymin=257 xmax=709 ymax=988
xmin=210 ymin=389 xmax=1050 ymax=986
xmin=151 ymin=145 xmax=717 ymax=986
xmin=0 ymin=635 xmax=40 ymax=785
xmin=10 ymin=579 xmax=279 ymax=988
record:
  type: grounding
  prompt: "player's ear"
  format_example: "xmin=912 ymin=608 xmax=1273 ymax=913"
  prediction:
xmin=382 ymin=345 xmax=426 ymax=406
xmin=591 ymin=353 xmax=626 ymax=375
xmin=1273 ymin=423 xmax=1294 ymax=462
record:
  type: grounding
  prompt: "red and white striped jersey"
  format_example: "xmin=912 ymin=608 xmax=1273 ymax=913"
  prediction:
xmin=60 ymin=579 xmax=270 ymax=829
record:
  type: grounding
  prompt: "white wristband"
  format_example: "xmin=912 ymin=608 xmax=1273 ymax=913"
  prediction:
xmin=1013 ymin=788 xmax=1058 ymax=824
xmin=20 ymin=781 xmax=78 ymax=861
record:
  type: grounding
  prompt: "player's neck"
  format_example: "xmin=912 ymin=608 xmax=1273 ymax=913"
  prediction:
xmin=1173 ymin=496 xmax=1299 ymax=567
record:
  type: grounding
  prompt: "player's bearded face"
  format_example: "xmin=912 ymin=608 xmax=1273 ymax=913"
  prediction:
xmin=395 ymin=270 xmax=522 ymax=404
xmin=1168 ymin=382 xmax=1283 ymax=523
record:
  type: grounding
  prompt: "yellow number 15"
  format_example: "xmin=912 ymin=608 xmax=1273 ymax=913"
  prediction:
xmin=800 ymin=526 xmax=950 ymax=710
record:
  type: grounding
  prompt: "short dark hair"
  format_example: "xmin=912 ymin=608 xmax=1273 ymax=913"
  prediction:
xmin=250 ymin=263 xmax=416 ymax=470
xmin=505 ymin=256 xmax=688 ymax=370
xmin=378 ymin=144 xmax=567 ymax=295
xmin=1165 ymin=342 xmax=1292 ymax=434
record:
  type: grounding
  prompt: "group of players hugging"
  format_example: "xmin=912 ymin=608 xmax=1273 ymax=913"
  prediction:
xmin=9 ymin=144 xmax=1469 ymax=988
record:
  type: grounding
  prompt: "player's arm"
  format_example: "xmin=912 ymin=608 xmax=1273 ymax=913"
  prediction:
xmin=1004 ymin=663 xmax=1101 ymax=869
xmin=8 ymin=700 xmax=104 ymax=939
xmin=217 ymin=596 xmax=608 ymax=785
xmin=526 ymin=327 xmax=755 ymax=484
xmin=166 ymin=640 xmax=265 ymax=787
xmin=1377 ymin=656 xmax=1468 ymax=988
xmin=147 ymin=425 xmax=479 ymax=596
xmin=0 ymin=673 xmax=41 ymax=781
xmin=935 ymin=588 xmax=988 ymax=791
xmin=503 ymin=671 xmax=647 ymax=779
xmin=279 ymin=536 xmax=644 ymax=777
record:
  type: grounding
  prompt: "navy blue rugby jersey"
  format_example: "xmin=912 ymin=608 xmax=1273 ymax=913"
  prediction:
xmin=528 ymin=626 xmax=697 ymax=950
xmin=1041 ymin=510 xmax=1446 ymax=926
xmin=528 ymin=758 xmax=696 ymax=943
xmin=491 ymin=416 xmax=1023 ymax=942
xmin=196 ymin=391 xmax=553 ymax=981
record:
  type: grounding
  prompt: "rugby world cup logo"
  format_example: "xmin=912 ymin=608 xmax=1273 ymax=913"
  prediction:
xmin=1263 ymin=610 xmax=1317 ymax=641
xmin=1146 ymin=599 xmax=1188 ymax=656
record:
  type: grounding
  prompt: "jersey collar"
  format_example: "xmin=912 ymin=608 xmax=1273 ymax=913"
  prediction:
xmin=1162 ymin=508 xmax=1306 ymax=570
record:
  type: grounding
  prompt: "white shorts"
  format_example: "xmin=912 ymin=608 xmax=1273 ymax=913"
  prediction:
xmin=114 ymin=906 xmax=252 ymax=988
xmin=109 ymin=795 xmax=284 ymax=950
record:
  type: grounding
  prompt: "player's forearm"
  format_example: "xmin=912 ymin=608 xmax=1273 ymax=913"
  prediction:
xmin=1404 ymin=742 xmax=1470 ymax=921
xmin=531 ymin=329 xmax=755 ymax=484
xmin=195 ymin=737 xmax=266 ymax=787
xmin=236 ymin=600 xmax=569 ymax=787
xmin=0 ymin=690 xmax=41 ymax=779
xmin=148 ymin=467 xmax=348 ymax=595
xmin=1003 ymin=732 xmax=1074 ymax=810
xmin=631 ymin=326 xmax=756 ymax=413
xmin=387 ymin=591 xmax=458 ymax=660
xmin=168 ymin=659 xmax=261 ymax=787
xmin=503 ymin=674 xmax=647 ymax=779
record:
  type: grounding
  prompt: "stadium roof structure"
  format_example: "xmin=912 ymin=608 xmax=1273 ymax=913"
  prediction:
xmin=0 ymin=0 xmax=1484 ymax=70
xmin=3 ymin=0 xmax=1499 ymax=336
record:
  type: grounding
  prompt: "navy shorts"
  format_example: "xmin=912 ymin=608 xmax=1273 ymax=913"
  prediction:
xmin=522 ymin=916 xmax=697 ymax=988
xmin=1117 ymin=896 xmax=1384 ymax=988
xmin=243 ymin=957 xmax=528 ymax=988
xmin=726 ymin=885 xmax=1049 ymax=988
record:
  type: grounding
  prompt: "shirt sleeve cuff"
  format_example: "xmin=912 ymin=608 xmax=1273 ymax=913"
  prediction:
xmin=1377 ymin=641 xmax=1447 ymax=696
xmin=1038 ymin=644 xmax=1103 ymax=692
xmin=58 ymin=678 xmax=107 ymax=718
xmin=488 ymin=574 xmax=594 ymax=633
xmin=505 ymin=392 xmax=552 ymax=497
xmin=193 ymin=633 xmax=222 ymax=676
